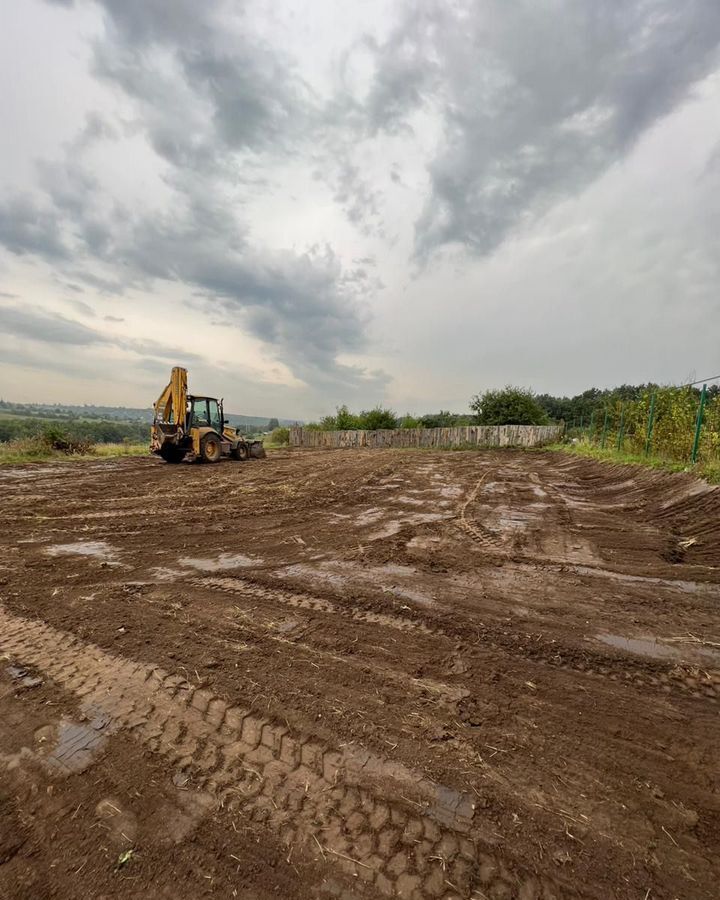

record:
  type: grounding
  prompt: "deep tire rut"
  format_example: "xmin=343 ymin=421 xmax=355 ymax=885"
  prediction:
xmin=195 ymin=574 xmax=720 ymax=705
xmin=194 ymin=575 xmax=439 ymax=636
xmin=0 ymin=605 xmax=570 ymax=899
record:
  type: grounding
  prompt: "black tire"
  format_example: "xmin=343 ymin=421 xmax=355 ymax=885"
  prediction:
xmin=232 ymin=442 xmax=249 ymax=461
xmin=160 ymin=445 xmax=186 ymax=464
xmin=201 ymin=433 xmax=223 ymax=463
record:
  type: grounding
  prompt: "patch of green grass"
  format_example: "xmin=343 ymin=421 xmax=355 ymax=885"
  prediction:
xmin=547 ymin=440 xmax=720 ymax=484
xmin=0 ymin=440 xmax=148 ymax=466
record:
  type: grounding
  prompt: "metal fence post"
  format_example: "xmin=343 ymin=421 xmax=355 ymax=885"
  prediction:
xmin=644 ymin=392 xmax=656 ymax=457
xmin=601 ymin=409 xmax=609 ymax=448
xmin=616 ymin=403 xmax=625 ymax=452
xmin=691 ymin=384 xmax=707 ymax=464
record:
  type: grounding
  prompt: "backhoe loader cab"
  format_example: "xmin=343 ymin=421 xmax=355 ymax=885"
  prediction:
xmin=151 ymin=367 xmax=266 ymax=464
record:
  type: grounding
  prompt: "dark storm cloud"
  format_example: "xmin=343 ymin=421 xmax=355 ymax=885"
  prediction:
xmin=0 ymin=302 xmax=207 ymax=368
xmin=1 ymin=0 xmax=371 ymax=388
xmin=0 ymin=194 xmax=70 ymax=260
xmin=92 ymin=0 xmax=313 ymax=167
xmin=331 ymin=162 xmax=384 ymax=236
xmin=0 ymin=305 xmax=106 ymax=346
xmin=356 ymin=0 xmax=720 ymax=256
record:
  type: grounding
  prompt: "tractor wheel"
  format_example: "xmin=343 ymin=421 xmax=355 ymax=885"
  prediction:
xmin=201 ymin=433 xmax=223 ymax=463
xmin=232 ymin=442 xmax=249 ymax=461
xmin=160 ymin=445 xmax=186 ymax=464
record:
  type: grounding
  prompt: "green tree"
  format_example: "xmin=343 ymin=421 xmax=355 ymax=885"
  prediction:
xmin=470 ymin=387 xmax=548 ymax=425
xmin=267 ymin=417 xmax=280 ymax=431
xmin=358 ymin=407 xmax=398 ymax=430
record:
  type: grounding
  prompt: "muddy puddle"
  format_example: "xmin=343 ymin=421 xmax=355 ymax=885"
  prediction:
xmin=569 ymin=564 xmax=720 ymax=596
xmin=367 ymin=511 xmax=448 ymax=541
xmin=343 ymin=745 xmax=475 ymax=832
xmin=45 ymin=540 xmax=121 ymax=565
xmin=23 ymin=705 xmax=117 ymax=776
xmin=406 ymin=535 xmax=442 ymax=550
xmin=276 ymin=560 xmax=436 ymax=606
xmin=354 ymin=507 xmax=386 ymax=526
xmin=46 ymin=712 xmax=112 ymax=774
xmin=6 ymin=665 xmax=43 ymax=688
xmin=595 ymin=632 xmax=720 ymax=664
xmin=178 ymin=552 xmax=262 ymax=572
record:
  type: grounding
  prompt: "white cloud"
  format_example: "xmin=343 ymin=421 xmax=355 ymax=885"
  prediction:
xmin=0 ymin=0 xmax=719 ymax=418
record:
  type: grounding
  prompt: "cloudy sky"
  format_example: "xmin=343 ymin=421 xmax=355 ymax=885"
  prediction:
xmin=1 ymin=0 xmax=719 ymax=419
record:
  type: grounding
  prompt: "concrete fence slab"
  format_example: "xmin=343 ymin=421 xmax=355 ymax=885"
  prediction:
xmin=289 ymin=424 xmax=563 ymax=450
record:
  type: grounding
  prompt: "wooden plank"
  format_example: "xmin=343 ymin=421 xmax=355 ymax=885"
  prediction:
xmin=290 ymin=424 xmax=563 ymax=449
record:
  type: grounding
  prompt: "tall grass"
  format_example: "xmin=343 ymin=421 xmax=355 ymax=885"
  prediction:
xmin=0 ymin=437 xmax=147 ymax=466
xmin=555 ymin=386 xmax=720 ymax=484
xmin=573 ymin=388 xmax=716 ymax=460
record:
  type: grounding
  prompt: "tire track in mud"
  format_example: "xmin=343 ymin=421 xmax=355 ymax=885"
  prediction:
xmin=452 ymin=470 xmax=720 ymax=703
xmin=194 ymin=575 xmax=438 ymax=636
xmin=196 ymin=574 xmax=720 ymax=705
xmin=0 ymin=605 xmax=570 ymax=900
xmin=457 ymin=467 xmax=500 ymax=549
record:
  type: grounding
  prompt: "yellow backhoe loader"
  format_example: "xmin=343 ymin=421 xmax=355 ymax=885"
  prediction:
xmin=151 ymin=367 xmax=266 ymax=464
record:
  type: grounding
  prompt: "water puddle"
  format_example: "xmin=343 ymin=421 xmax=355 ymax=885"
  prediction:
xmin=569 ymin=565 xmax=720 ymax=596
xmin=406 ymin=535 xmax=442 ymax=550
xmin=45 ymin=540 xmax=121 ymax=565
xmin=276 ymin=560 xmax=435 ymax=606
xmin=439 ymin=484 xmax=463 ymax=499
xmin=429 ymin=783 xmax=476 ymax=831
xmin=368 ymin=512 xmax=448 ymax=542
xmin=355 ymin=507 xmax=386 ymax=526
xmin=7 ymin=665 xmax=43 ymax=689
xmin=595 ymin=633 xmax=720 ymax=664
xmin=45 ymin=707 xmax=115 ymax=774
xmin=495 ymin=509 xmax=534 ymax=531
xmin=343 ymin=745 xmax=475 ymax=832
xmin=178 ymin=552 xmax=261 ymax=572
xmin=277 ymin=563 xmax=347 ymax=588
xmin=390 ymin=587 xmax=434 ymax=607
xmin=274 ymin=616 xmax=303 ymax=635
xmin=368 ymin=521 xmax=402 ymax=540
xmin=376 ymin=563 xmax=417 ymax=576
xmin=396 ymin=495 xmax=427 ymax=506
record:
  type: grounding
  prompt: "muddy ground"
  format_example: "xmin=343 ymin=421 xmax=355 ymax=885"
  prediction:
xmin=0 ymin=448 xmax=719 ymax=900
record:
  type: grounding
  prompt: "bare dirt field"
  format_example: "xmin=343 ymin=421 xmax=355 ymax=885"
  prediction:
xmin=1 ymin=448 xmax=719 ymax=900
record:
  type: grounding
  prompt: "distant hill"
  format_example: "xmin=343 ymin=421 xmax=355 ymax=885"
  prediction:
xmin=0 ymin=400 xmax=300 ymax=430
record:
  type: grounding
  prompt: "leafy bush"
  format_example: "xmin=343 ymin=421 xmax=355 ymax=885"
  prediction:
xmin=418 ymin=411 xmax=472 ymax=428
xmin=359 ymin=407 xmax=398 ymax=430
xmin=309 ymin=404 xmax=397 ymax=431
xmin=270 ymin=426 xmax=290 ymax=445
xmin=41 ymin=425 xmax=94 ymax=454
xmin=470 ymin=387 xmax=548 ymax=425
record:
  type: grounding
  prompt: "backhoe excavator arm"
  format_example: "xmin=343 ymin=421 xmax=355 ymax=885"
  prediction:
xmin=154 ymin=366 xmax=188 ymax=428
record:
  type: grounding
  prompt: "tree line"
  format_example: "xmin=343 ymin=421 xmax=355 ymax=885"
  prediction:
xmin=0 ymin=416 xmax=149 ymax=445
xmin=306 ymin=383 xmax=720 ymax=430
